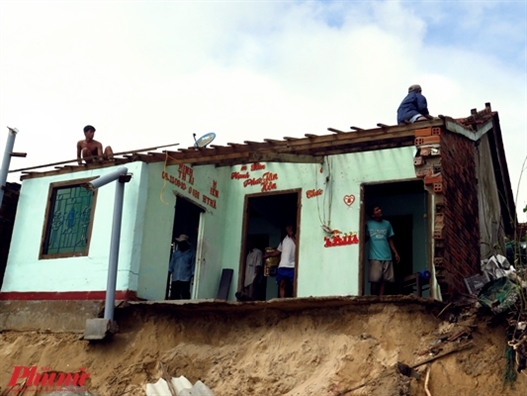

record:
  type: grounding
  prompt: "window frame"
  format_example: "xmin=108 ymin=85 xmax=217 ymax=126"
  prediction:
xmin=39 ymin=178 xmax=98 ymax=259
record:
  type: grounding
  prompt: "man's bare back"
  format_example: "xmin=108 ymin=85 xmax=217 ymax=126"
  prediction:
xmin=77 ymin=125 xmax=113 ymax=165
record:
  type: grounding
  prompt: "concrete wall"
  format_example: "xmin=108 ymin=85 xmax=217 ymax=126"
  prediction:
xmin=136 ymin=162 xmax=231 ymax=300
xmin=2 ymin=162 xmax=147 ymax=294
xmin=219 ymin=147 xmax=417 ymax=299
xmin=476 ymin=133 xmax=506 ymax=257
xmin=2 ymin=146 xmax=417 ymax=301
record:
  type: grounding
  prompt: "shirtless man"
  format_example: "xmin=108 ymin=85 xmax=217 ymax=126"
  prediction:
xmin=77 ymin=125 xmax=113 ymax=165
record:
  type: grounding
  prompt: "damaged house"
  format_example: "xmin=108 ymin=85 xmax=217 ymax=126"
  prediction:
xmin=0 ymin=104 xmax=516 ymax=302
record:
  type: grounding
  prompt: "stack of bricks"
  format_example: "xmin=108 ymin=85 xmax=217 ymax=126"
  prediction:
xmin=413 ymin=126 xmax=481 ymax=299
xmin=412 ymin=126 xmax=449 ymax=295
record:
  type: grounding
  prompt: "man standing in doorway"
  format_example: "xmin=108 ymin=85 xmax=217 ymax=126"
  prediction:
xmin=366 ymin=205 xmax=400 ymax=296
xmin=169 ymin=234 xmax=196 ymax=300
xmin=264 ymin=223 xmax=296 ymax=298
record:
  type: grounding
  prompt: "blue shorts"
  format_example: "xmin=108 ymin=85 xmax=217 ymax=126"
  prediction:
xmin=276 ymin=267 xmax=295 ymax=285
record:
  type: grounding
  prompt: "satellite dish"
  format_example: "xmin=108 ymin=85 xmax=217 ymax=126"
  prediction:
xmin=193 ymin=132 xmax=216 ymax=148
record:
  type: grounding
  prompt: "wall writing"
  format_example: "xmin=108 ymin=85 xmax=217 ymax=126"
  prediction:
xmin=306 ymin=189 xmax=323 ymax=199
xmin=161 ymin=170 xmax=218 ymax=210
xmin=323 ymin=231 xmax=359 ymax=248
xmin=231 ymin=162 xmax=279 ymax=193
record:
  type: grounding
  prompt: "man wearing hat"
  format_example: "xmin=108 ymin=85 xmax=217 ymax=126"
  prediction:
xmin=396 ymin=84 xmax=432 ymax=125
xmin=168 ymin=234 xmax=196 ymax=300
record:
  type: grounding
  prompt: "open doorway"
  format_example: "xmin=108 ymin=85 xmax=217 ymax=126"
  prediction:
xmin=360 ymin=180 xmax=430 ymax=296
xmin=165 ymin=195 xmax=204 ymax=300
xmin=239 ymin=190 xmax=300 ymax=300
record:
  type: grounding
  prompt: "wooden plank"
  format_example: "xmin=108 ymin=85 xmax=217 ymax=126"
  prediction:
xmin=328 ymin=128 xmax=346 ymax=134
xmin=283 ymin=136 xmax=300 ymax=140
xmin=216 ymin=269 xmax=234 ymax=300
xmin=10 ymin=142 xmax=180 ymax=173
xmin=377 ymin=123 xmax=390 ymax=128
xmin=349 ymin=126 xmax=364 ymax=131
xmin=304 ymin=134 xmax=317 ymax=138
xmin=248 ymin=152 xmax=324 ymax=164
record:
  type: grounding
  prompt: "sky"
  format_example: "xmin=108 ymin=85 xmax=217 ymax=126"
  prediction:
xmin=0 ymin=0 xmax=526 ymax=221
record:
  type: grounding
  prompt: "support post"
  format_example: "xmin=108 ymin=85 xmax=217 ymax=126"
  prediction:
xmin=104 ymin=178 xmax=126 ymax=321
xmin=0 ymin=127 xmax=18 ymax=206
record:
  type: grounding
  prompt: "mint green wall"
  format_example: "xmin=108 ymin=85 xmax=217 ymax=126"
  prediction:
xmin=136 ymin=162 xmax=231 ymax=300
xmin=217 ymin=146 xmax=417 ymax=299
xmin=2 ymin=162 xmax=147 ymax=293
xmin=2 ymin=146 xmax=417 ymax=300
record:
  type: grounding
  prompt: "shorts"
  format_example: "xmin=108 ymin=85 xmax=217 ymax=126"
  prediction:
xmin=369 ymin=260 xmax=395 ymax=283
xmin=276 ymin=267 xmax=295 ymax=285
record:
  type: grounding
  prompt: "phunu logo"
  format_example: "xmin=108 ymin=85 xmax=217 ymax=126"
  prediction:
xmin=8 ymin=366 xmax=90 ymax=388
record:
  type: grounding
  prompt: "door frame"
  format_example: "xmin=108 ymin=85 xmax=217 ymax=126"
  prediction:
xmin=359 ymin=178 xmax=430 ymax=296
xmin=239 ymin=188 xmax=302 ymax=297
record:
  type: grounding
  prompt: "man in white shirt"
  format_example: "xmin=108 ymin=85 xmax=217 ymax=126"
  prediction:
xmin=264 ymin=224 xmax=296 ymax=298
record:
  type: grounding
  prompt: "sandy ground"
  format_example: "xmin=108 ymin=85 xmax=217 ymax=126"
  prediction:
xmin=0 ymin=297 xmax=525 ymax=396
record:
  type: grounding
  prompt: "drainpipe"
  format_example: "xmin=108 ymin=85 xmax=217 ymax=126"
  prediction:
xmin=0 ymin=127 xmax=20 ymax=206
xmin=85 ymin=166 xmax=131 ymax=322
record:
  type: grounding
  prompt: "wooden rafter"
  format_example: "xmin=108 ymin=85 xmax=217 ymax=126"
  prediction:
xmin=19 ymin=119 xmax=445 ymax=178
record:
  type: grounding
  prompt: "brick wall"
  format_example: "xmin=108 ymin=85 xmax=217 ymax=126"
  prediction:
xmin=439 ymin=132 xmax=480 ymax=298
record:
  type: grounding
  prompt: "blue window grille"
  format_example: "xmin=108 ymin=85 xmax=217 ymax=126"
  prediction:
xmin=42 ymin=184 xmax=95 ymax=257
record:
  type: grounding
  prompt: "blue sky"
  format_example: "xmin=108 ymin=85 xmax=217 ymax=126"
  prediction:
xmin=0 ymin=0 xmax=526 ymax=220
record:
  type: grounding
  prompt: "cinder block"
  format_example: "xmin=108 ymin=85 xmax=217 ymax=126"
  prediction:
xmin=434 ymin=257 xmax=444 ymax=267
xmin=414 ymin=156 xmax=425 ymax=166
xmin=424 ymin=173 xmax=442 ymax=185
xmin=420 ymin=147 xmax=431 ymax=156
xmin=433 ymin=182 xmax=443 ymax=193
xmin=415 ymin=127 xmax=432 ymax=137
xmin=431 ymin=127 xmax=441 ymax=135
xmin=415 ymin=135 xmax=441 ymax=146
xmin=415 ymin=164 xmax=434 ymax=178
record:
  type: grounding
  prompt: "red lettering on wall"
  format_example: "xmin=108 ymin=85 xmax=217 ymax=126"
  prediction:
xmin=243 ymin=178 xmax=262 ymax=187
xmin=261 ymin=181 xmax=277 ymax=191
xmin=262 ymin=172 xmax=277 ymax=181
xmin=202 ymin=194 xmax=217 ymax=209
xmin=231 ymin=172 xmax=250 ymax=180
xmin=241 ymin=165 xmax=247 ymax=171
xmin=306 ymin=189 xmax=323 ymax=199
xmin=188 ymin=187 xmax=200 ymax=199
xmin=161 ymin=171 xmax=187 ymax=191
xmin=178 ymin=164 xmax=194 ymax=184
xmin=251 ymin=162 xmax=266 ymax=171
xmin=209 ymin=180 xmax=219 ymax=197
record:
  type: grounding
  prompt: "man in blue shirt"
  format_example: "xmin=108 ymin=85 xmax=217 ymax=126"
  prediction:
xmin=397 ymin=84 xmax=432 ymax=125
xmin=169 ymin=234 xmax=196 ymax=300
xmin=366 ymin=205 xmax=400 ymax=296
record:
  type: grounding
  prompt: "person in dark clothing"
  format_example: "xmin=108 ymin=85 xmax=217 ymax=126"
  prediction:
xmin=396 ymin=84 xmax=432 ymax=125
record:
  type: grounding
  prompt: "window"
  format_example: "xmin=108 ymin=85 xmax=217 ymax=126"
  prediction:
xmin=40 ymin=179 xmax=97 ymax=259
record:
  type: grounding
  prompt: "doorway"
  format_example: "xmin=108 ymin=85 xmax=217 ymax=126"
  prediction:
xmin=361 ymin=180 xmax=429 ymax=296
xmin=240 ymin=190 xmax=300 ymax=300
xmin=165 ymin=195 xmax=204 ymax=300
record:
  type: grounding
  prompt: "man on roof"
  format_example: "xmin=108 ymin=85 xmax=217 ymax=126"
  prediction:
xmin=397 ymin=84 xmax=433 ymax=125
xmin=77 ymin=125 xmax=113 ymax=165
